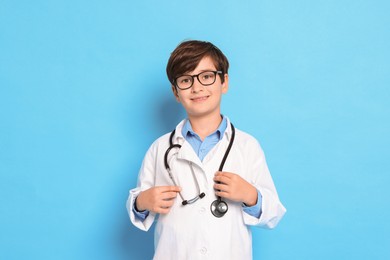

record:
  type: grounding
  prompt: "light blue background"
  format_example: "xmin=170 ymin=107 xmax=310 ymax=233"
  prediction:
xmin=1 ymin=0 xmax=389 ymax=259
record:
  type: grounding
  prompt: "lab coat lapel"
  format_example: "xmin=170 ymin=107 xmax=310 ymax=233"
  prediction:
xmin=176 ymin=140 xmax=203 ymax=169
xmin=172 ymin=119 xmax=203 ymax=169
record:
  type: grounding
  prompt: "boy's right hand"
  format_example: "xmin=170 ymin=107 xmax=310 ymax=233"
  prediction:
xmin=136 ymin=186 xmax=181 ymax=214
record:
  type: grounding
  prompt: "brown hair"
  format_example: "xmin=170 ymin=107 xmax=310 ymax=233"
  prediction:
xmin=166 ymin=40 xmax=229 ymax=86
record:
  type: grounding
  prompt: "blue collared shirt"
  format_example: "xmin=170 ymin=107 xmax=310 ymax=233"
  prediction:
xmin=133 ymin=117 xmax=262 ymax=220
xmin=181 ymin=117 xmax=227 ymax=161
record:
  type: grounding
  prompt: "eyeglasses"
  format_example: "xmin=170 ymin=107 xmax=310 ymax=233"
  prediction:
xmin=174 ymin=71 xmax=222 ymax=90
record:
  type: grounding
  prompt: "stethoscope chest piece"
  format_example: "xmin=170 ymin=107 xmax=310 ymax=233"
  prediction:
xmin=210 ymin=199 xmax=228 ymax=218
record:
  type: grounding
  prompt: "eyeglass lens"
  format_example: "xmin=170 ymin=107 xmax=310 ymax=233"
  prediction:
xmin=175 ymin=71 xmax=219 ymax=90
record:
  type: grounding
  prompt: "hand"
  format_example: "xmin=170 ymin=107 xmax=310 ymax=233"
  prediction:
xmin=213 ymin=172 xmax=257 ymax=206
xmin=136 ymin=186 xmax=181 ymax=214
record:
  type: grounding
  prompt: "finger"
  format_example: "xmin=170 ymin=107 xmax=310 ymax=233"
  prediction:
xmin=214 ymin=175 xmax=231 ymax=185
xmin=161 ymin=199 xmax=175 ymax=208
xmin=161 ymin=191 xmax=179 ymax=200
xmin=155 ymin=200 xmax=176 ymax=214
xmin=151 ymin=200 xmax=174 ymax=214
xmin=214 ymin=171 xmax=225 ymax=177
xmin=215 ymin=190 xmax=230 ymax=198
xmin=215 ymin=171 xmax=234 ymax=178
xmin=152 ymin=205 xmax=169 ymax=214
xmin=160 ymin=186 xmax=182 ymax=193
xmin=158 ymin=207 xmax=172 ymax=215
xmin=214 ymin=183 xmax=229 ymax=192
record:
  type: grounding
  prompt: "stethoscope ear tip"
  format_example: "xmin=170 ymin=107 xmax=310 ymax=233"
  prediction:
xmin=200 ymin=192 xmax=206 ymax=198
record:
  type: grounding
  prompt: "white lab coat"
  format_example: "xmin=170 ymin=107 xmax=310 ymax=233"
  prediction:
xmin=127 ymin=118 xmax=286 ymax=260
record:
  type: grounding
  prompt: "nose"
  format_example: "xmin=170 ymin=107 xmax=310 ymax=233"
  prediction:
xmin=191 ymin=77 xmax=204 ymax=93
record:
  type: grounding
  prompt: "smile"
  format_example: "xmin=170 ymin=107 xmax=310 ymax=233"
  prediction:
xmin=191 ymin=96 xmax=209 ymax=102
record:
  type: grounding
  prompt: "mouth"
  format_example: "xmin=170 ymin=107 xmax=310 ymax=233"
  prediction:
xmin=191 ymin=96 xmax=209 ymax=102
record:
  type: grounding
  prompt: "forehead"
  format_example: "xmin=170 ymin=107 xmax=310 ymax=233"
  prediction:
xmin=187 ymin=56 xmax=217 ymax=74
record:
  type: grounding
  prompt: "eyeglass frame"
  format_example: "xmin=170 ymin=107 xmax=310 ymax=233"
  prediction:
xmin=174 ymin=70 xmax=223 ymax=90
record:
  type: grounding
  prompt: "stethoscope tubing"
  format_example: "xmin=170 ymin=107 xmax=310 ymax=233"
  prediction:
xmin=164 ymin=122 xmax=235 ymax=217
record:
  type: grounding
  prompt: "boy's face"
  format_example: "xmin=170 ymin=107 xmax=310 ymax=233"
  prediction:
xmin=172 ymin=56 xmax=229 ymax=119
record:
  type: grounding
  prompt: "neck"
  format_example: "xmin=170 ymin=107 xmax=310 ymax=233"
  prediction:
xmin=188 ymin=113 xmax=223 ymax=141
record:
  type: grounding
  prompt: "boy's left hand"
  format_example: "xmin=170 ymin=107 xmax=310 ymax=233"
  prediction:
xmin=213 ymin=172 xmax=257 ymax=206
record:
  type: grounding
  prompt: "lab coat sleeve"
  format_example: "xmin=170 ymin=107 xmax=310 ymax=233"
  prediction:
xmin=126 ymin=141 xmax=159 ymax=231
xmin=242 ymin=138 xmax=286 ymax=228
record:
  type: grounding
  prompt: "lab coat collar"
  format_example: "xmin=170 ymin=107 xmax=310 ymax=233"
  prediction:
xmin=172 ymin=117 xmax=234 ymax=167
xmin=223 ymin=117 xmax=234 ymax=142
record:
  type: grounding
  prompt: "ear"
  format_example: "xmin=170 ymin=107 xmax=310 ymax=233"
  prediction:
xmin=222 ymin=74 xmax=229 ymax=94
xmin=171 ymin=85 xmax=180 ymax=102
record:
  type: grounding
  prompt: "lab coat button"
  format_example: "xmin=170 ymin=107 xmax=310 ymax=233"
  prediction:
xmin=200 ymin=247 xmax=207 ymax=255
xmin=199 ymin=207 xmax=206 ymax=213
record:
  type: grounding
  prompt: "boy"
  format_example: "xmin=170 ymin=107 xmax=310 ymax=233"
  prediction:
xmin=127 ymin=40 xmax=286 ymax=259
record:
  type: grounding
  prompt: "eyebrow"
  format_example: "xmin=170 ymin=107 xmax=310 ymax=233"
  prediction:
xmin=182 ymin=69 xmax=217 ymax=75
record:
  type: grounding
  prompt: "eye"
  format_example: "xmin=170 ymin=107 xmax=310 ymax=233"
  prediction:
xmin=177 ymin=76 xmax=192 ymax=84
xmin=201 ymin=72 xmax=215 ymax=80
xmin=181 ymin=78 xmax=191 ymax=83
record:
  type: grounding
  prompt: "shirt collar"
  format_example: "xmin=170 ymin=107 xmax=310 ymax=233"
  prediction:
xmin=181 ymin=115 xmax=228 ymax=141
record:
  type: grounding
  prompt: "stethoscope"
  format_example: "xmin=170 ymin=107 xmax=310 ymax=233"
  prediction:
xmin=164 ymin=122 xmax=235 ymax=218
